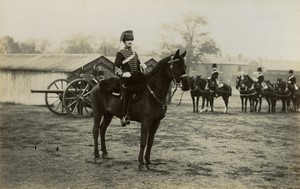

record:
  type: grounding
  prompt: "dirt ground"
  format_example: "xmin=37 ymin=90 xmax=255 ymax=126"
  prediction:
xmin=0 ymin=94 xmax=299 ymax=189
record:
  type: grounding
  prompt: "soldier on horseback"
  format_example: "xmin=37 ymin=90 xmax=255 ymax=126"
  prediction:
xmin=114 ymin=30 xmax=147 ymax=127
xmin=287 ymin=69 xmax=298 ymax=98
xmin=207 ymin=63 xmax=222 ymax=97
xmin=256 ymin=67 xmax=268 ymax=91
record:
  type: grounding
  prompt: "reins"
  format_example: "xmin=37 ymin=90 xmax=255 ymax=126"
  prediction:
xmin=145 ymin=55 xmax=184 ymax=109
xmin=146 ymin=81 xmax=180 ymax=109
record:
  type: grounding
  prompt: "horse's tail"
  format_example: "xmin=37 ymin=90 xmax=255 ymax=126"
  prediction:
xmin=91 ymin=85 xmax=103 ymax=129
xmin=229 ymin=85 xmax=232 ymax=96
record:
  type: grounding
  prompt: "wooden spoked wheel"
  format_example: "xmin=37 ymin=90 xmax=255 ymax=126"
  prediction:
xmin=63 ymin=79 xmax=95 ymax=118
xmin=45 ymin=79 xmax=69 ymax=115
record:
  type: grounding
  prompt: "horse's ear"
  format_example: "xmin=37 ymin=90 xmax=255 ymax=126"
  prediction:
xmin=181 ymin=50 xmax=187 ymax=57
xmin=174 ymin=49 xmax=180 ymax=57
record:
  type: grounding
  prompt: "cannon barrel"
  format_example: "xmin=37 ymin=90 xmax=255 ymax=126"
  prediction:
xmin=31 ymin=89 xmax=64 ymax=94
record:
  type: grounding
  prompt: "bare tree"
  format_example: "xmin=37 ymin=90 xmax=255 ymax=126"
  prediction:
xmin=159 ymin=13 xmax=221 ymax=74
xmin=0 ymin=36 xmax=20 ymax=53
xmin=60 ymin=33 xmax=96 ymax=54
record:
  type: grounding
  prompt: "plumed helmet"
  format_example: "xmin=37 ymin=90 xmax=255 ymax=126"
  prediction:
xmin=212 ymin=63 xmax=217 ymax=71
xmin=257 ymin=67 xmax=262 ymax=72
xmin=120 ymin=30 xmax=134 ymax=42
xmin=289 ymin=69 xmax=293 ymax=74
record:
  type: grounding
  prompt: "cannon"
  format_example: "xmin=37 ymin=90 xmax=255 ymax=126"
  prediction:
xmin=31 ymin=64 xmax=104 ymax=118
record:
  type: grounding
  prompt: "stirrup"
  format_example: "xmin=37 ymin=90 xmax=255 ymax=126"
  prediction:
xmin=120 ymin=118 xmax=127 ymax=127
xmin=124 ymin=116 xmax=130 ymax=125
xmin=120 ymin=116 xmax=130 ymax=127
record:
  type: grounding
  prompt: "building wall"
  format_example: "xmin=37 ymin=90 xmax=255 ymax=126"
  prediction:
xmin=0 ymin=70 xmax=68 ymax=105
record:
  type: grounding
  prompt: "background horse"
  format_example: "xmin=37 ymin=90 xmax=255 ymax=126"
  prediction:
xmin=240 ymin=75 xmax=275 ymax=113
xmin=236 ymin=74 xmax=251 ymax=112
xmin=91 ymin=49 xmax=190 ymax=170
xmin=253 ymin=80 xmax=276 ymax=112
xmin=273 ymin=78 xmax=291 ymax=112
xmin=189 ymin=75 xmax=202 ymax=113
xmin=195 ymin=77 xmax=231 ymax=113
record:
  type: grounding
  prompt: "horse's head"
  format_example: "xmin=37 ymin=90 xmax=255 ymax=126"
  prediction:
xmin=236 ymin=75 xmax=245 ymax=90
xmin=241 ymin=75 xmax=254 ymax=88
xmin=194 ymin=75 xmax=202 ymax=89
xmin=189 ymin=75 xmax=199 ymax=91
xmin=167 ymin=49 xmax=190 ymax=91
xmin=276 ymin=78 xmax=287 ymax=93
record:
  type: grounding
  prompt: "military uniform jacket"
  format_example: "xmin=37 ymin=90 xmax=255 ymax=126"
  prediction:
xmin=114 ymin=47 xmax=141 ymax=74
xmin=257 ymin=72 xmax=264 ymax=82
xmin=288 ymin=75 xmax=296 ymax=84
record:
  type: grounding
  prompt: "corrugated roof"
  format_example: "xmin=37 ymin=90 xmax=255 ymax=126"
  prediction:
xmin=261 ymin=60 xmax=300 ymax=72
xmin=0 ymin=54 xmax=102 ymax=72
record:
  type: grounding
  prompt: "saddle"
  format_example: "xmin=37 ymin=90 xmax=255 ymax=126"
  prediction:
xmin=99 ymin=72 xmax=147 ymax=98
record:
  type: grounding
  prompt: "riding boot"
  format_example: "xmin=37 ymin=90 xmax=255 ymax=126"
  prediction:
xmin=119 ymin=100 xmax=126 ymax=127
xmin=121 ymin=100 xmax=130 ymax=125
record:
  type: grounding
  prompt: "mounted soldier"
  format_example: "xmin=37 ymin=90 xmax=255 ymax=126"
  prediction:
xmin=256 ymin=67 xmax=268 ymax=91
xmin=113 ymin=30 xmax=147 ymax=127
xmin=287 ymin=69 xmax=298 ymax=97
xmin=206 ymin=63 xmax=223 ymax=97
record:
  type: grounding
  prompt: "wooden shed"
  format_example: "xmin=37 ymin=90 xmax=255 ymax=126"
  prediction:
xmin=0 ymin=54 xmax=157 ymax=105
xmin=0 ymin=54 xmax=104 ymax=105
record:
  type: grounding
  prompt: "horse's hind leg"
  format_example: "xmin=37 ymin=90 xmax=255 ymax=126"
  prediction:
xmin=138 ymin=121 xmax=151 ymax=170
xmin=93 ymin=112 xmax=102 ymax=158
xmin=145 ymin=119 xmax=161 ymax=170
xmin=100 ymin=113 xmax=113 ymax=158
xmin=223 ymin=96 xmax=229 ymax=113
xmin=192 ymin=96 xmax=195 ymax=112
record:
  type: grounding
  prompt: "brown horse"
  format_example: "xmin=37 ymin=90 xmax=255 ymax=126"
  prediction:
xmin=91 ymin=49 xmax=190 ymax=170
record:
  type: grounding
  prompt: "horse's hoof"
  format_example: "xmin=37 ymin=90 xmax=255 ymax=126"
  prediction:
xmin=138 ymin=164 xmax=145 ymax=171
xmin=93 ymin=157 xmax=102 ymax=164
xmin=145 ymin=164 xmax=151 ymax=170
xmin=102 ymin=154 xmax=109 ymax=159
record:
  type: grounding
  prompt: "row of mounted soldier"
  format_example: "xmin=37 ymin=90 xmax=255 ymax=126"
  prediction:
xmin=235 ymin=68 xmax=299 ymax=113
xmin=190 ymin=63 xmax=299 ymax=114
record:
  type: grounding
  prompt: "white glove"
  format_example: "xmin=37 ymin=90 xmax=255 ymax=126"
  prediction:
xmin=122 ymin=72 xmax=131 ymax=78
xmin=114 ymin=67 xmax=123 ymax=76
xmin=140 ymin=63 xmax=147 ymax=69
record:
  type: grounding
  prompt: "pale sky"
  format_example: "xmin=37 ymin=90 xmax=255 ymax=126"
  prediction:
xmin=1 ymin=0 xmax=300 ymax=60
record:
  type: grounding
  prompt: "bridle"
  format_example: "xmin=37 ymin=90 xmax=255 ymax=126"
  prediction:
xmin=168 ymin=55 xmax=187 ymax=85
xmin=146 ymin=55 xmax=188 ymax=109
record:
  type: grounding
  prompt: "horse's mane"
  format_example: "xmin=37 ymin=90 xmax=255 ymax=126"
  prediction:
xmin=245 ymin=74 xmax=254 ymax=83
xmin=147 ymin=55 xmax=171 ymax=78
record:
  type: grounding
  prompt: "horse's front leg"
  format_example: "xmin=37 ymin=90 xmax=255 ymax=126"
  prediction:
xmin=223 ymin=96 xmax=229 ymax=113
xmin=138 ymin=121 xmax=150 ymax=171
xmin=281 ymin=98 xmax=286 ymax=112
xmin=200 ymin=96 xmax=206 ymax=113
xmin=240 ymin=96 xmax=244 ymax=112
xmin=196 ymin=96 xmax=199 ymax=113
xmin=145 ymin=119 xmax=161 ymax=170
xmin=257 ymin=98 xmax=262 ymax=112
xmin=265 ymin=98 xmax=270 ymax=113
xmin=245 ymin=98 xmax=248 ymax=112
xmin=192 ymin=96 xmax=195 ymax=112
xmin=210 ymin=98 xmax=214 ymax=112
